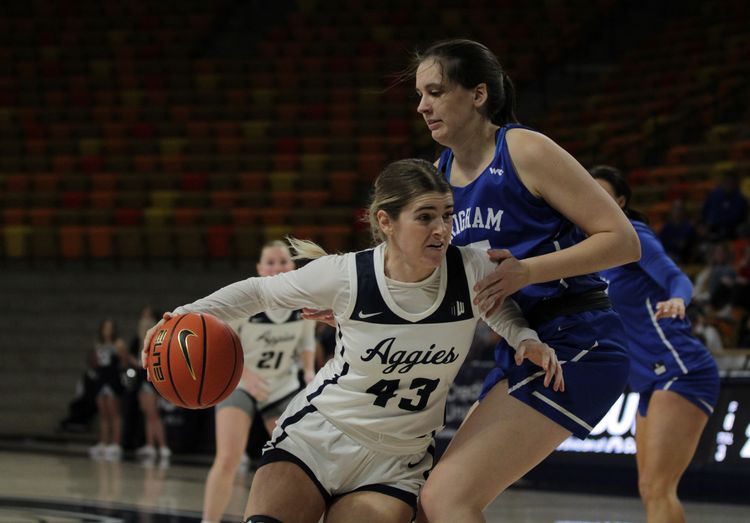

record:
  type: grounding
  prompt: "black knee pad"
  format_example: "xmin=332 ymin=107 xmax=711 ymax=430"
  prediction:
xmin=245 ymin=516 xmax=284 ymax=523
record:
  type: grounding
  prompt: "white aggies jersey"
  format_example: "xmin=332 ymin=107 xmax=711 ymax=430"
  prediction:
xmin=229 ymin=309 xmax=313 ymax=378
xmin=173 ymin=242 xmax=538 ymax=454
xmin=303 ymin=245 xmax=480 ymax=453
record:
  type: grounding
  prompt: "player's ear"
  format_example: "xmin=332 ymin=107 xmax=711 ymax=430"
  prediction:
xmin=376 ymin=209 xmax=393 ymax=237
xmin=473 ymin=83 xmax=488 ymax=108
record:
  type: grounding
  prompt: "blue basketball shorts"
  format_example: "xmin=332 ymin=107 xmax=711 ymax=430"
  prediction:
xmin=637 ymin=358 xmax=720 ymax=417
xmin=480 ymin=308 xmax=631 ymax=439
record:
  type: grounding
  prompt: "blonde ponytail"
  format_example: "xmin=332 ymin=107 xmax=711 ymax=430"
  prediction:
xmin=286 ymin=236 xmax=329 ymax=261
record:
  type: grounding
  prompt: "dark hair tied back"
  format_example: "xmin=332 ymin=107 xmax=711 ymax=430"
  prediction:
xmin=589 ymin=165 xmax=649 ymax=224
xmin=414 ymin=39 xmax=518 ymax=126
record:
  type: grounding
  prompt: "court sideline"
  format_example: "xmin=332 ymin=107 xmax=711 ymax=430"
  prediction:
xmin=1 ymin=449 xmax=748 ymax=523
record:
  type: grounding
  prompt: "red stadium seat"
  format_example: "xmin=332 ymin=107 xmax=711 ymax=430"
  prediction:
xmin=59 ymin=226 xmax=86 ymax=259
xmin=29 ymin=208 xmax=56 ymax=226
xmin=3 ymin=209 xmax=25 ymax=225
xmin=329 ymin=171 xmax=357 ymax=203
xmin=115 ymin=227 xmax=144 ymax=259
xmin=174 ymin=208 xmax=202 ymax=226
xmin=88 ymin=226 xmax=115 ymax=258
xmin=232 ymin=209 xmax=258 ymax=226
xmin=239 ymin=172 xmax=266 ymax=192
xmin=90 ymin=191 xmax=116 ymax=209
xmin=206 ymin=225 xmax=233 ymax=258
xmin=114 ymin=209 xmax=143 ymax=226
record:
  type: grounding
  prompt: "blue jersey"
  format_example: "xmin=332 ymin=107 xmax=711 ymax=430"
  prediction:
xmin=438 ymin=124 xmax=606 ymax=314
xmin=439 ymin=125 xmax=630 ymax=438
xmin=600 ymin=220 xmax=715 ymax=392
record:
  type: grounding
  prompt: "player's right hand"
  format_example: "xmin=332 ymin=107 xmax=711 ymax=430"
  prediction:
xmin=654 ymin=297 xmax=685 ymax=320
xmin=514 ymin=339 xmax=565 ymax=392
xmin=141 ymin=312 xmax=173 ymax=372
xmin=474 ymin=249 xmax=531 ymax=317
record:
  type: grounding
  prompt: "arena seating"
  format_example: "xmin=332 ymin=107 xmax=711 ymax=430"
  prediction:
xmin=0 ymin=0 xmax=620 ymax=262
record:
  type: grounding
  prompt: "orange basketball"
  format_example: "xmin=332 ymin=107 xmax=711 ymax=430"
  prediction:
xmin=147 ymin=312 xmax=243 ymax=409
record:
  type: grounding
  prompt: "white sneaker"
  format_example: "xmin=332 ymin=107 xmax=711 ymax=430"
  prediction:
xmin=136 ymin=445 xmax=157 ymax=459
xmin=158 ymin=446 xmax=171 ymax=459
xmin=104 ymin=444 xmax=122 ymax=461
xmin=88 ymin=442 xmax=107 ymax=459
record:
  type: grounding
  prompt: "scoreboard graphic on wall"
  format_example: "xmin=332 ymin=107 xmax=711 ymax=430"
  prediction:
xmin=440 ymin=346 xmax=750 ymax=484
xmin=553 ymin=375 xmax=750 ymax=472
xmin=706 ymin=377 xmax=750 ymax=467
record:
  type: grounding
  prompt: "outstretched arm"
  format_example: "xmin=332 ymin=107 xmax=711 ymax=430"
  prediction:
xmin=142 ymin=255 xmax=351 ymax=368
xmin=173 ymin=256 xmax=347 ymax=321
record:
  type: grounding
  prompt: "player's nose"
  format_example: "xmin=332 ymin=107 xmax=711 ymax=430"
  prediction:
xmin=417 ymin=96 xmax=430 ymax=114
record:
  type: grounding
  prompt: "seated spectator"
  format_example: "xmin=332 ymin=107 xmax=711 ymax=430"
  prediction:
xmin=733 ymin=243 xmax=750 ymax=309
xmin=693 ymin=243 xmax=737 ymax=316
xmin=659 ymin=199 xmax=696 ymax=263
xmin=729 ymin=222 xmax=750 ymax=264
xmin=688 ymin=306 xmax=724 ymax=354
xmin=701 ymin=173 xmax=748 ymax=241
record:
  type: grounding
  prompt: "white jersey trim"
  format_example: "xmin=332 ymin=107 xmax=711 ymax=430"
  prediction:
xmin=373 ymin=244 xmax=448 ymax=323
xmin=698 ymin=398 xmax=714 ymax=414
xmin=340 ymin=252 xmax=358 ymax=322
xmin=532 ymin=391 xmax=593 ymax=432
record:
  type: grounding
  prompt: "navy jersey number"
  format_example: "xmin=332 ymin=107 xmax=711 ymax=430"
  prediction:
xmin=258 ymin=351 xmax=283 ymax=369
xmin=366 ymin=377 xmax=440 ymax=411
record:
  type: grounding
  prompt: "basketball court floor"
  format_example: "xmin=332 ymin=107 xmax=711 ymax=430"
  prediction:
xmin=1 ymin=447 xmax=748 ymax=523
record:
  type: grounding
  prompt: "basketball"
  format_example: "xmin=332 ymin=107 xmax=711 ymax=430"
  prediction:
xmin=147 ymin=312 xmax=243 ymax=409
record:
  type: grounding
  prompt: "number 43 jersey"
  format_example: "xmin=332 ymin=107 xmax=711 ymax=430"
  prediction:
xmin=173 ymin=242 xmax=536 ymax=454
xmin=304 ymin=244 xmax=530 ymax=454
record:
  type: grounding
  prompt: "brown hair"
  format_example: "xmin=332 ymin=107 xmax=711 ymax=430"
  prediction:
xmin=366 ymin=158 xmax=452 ymax=244
xmin=290 ymin=158 xmax=452 ymax=259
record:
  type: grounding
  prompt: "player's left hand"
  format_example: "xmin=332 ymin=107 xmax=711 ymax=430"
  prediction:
xmin=654 ymin=297 xmax=685 ymax=320
xmin=514 ymin=339 xmax=565 ymax=392
xmin=473 ymin=249 xmax=531 ymax=316
xmin=302 ymin=308 xmax=336 ymax=328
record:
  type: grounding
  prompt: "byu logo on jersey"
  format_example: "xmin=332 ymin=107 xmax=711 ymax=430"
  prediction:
xmin=489 ymin=167 xmax=504 ymax=176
